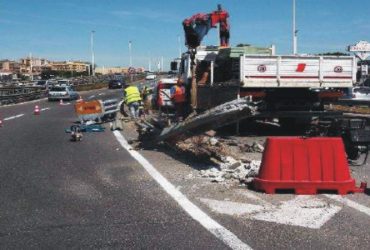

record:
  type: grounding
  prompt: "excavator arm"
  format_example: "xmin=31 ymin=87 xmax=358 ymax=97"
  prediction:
xmin=182 ymin=4 xmax=230 ymax=49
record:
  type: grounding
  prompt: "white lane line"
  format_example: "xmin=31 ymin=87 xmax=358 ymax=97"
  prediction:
xmin=0 ymin=97 xmax=48 ymax=108
xmin=98 ymin=93 xmax=104 ymax=96
xmin=113 ymin=131 xmax=251 ymax=250
xmin=40 ymin=107 xmax=50 ymax=111
xmin=89 ymin=95 xmax=96 ymax=99
xmin=325 ymin=195 xmax=370 ymax=217
xmin=3 ymin=114 xmax=25 ymax=121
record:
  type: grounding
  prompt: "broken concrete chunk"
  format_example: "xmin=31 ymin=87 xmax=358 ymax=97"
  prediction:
xmin=252 ymin=142 xmax=265 ymax=152
xmin=199 ymin=157 xmax=261 ymax=184
xmin=209 ymin=137 xmax=219 ymax=146
xmin=205 ymin=130 xmax=216 ymax=137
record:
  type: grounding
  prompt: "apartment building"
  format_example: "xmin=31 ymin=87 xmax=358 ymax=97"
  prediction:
xmin=50 ymin=61 xmax=90 ymax=72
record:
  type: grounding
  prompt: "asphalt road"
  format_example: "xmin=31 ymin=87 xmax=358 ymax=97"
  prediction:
xmin=1 ymin=86 xmax=370 ymax=249
xmin=0 ymin=88 xmax=228 ymax=249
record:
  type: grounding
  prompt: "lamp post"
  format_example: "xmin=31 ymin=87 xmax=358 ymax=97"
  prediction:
xmin=292 ymin=0 xmax=298 ymax=55
xmin=91 ymin=30 xmax=95 ymax=76
xmin=129 ymin=41 xmax=132 ymax=67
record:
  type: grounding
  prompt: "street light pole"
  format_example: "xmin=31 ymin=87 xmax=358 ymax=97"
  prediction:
xmin=292 ymin=0 xmax=298 ymax=55
xmin=129 ymin=41 xmax=132 ymax=67
xmin=29 ymin=52 xmax=33 ymax=81
xmin=91 ymin=30 xmax=95 ymax=76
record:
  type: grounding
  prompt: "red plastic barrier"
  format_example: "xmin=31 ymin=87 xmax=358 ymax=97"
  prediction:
xmin=253 ymin=137 xmax=365 ymax=195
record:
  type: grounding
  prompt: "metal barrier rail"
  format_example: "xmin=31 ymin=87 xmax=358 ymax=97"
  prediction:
xmin=0 ymin=86 xmax=46 ymax=105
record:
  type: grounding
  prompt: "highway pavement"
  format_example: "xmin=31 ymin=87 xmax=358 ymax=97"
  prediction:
xmin=0 ymin=88 xmax=228 ymax=249
xmin=1 ymin=86 xmax=370 ymax=249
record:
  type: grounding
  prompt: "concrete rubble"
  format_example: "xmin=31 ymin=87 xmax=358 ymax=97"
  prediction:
xmin=200 ymin=157 xmax=261 ymax=183
xmin=174 ymin=132 xmax=263 ymax=184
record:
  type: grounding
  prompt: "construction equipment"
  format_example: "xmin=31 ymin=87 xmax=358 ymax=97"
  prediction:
xmin=183 ymin=4 xmax=229 ymax=49
xmin=74 ymin=99 xmax=119 ymax=123
xmin=70 ymin=125 xmax=83 ymax=141
xmin=160 ymin=5 xmax=370 ymax=161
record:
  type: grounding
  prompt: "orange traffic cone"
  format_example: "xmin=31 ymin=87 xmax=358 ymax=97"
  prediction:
xmin=60 ymin=99 xmax=64 ymax=105
xmin=34 ymin=105 xmax=40 ymax=115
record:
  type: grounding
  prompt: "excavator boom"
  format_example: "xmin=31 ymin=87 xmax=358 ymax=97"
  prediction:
xmin=182 ymin=4 xmax=230 ymax=49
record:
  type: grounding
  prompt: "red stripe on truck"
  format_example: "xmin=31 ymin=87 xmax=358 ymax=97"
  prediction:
xmin=247 ymin=76 xmax=352 ymax=79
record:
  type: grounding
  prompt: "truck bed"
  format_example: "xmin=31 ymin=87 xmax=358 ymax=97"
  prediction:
xmin=240 ymin=55 xmax=356 ymax=88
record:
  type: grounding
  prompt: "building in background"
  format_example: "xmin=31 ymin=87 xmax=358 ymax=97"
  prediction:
xmin=0 ymin=60 xmax=21 ymax=74
xmin=50 ymin=61 xmax=90 ymax=72
xmin=95 ymin=66 xmax=145 ymax=75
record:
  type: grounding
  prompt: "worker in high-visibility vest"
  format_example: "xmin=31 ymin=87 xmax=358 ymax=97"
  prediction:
xmin=170 ymin=79 xmax=186 ymax=122
xmin=123 ymin=85 xmax=142 ymax=118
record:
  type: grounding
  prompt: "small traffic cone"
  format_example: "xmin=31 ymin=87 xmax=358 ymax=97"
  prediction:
xmin=34 ymin=105 xmax=40 ymax=115
xmin=59 ymin=99 xmax=64 ymax=105
xmin=77 ymin=96 xmax=83 ymax=102
xmin=0 ymin=119 xmax=3 ymax=127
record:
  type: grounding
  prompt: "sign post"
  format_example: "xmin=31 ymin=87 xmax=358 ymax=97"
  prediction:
xmin=348 ymin=41 xmax=370 ymax=83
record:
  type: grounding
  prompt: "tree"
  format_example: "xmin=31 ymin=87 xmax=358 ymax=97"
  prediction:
xmin=236 ymin=43 xmax=251 ymax=47
xmin=317 ymin=52 xmax=350 ymax=56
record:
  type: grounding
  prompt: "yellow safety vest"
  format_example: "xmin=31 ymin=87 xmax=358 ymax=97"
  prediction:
xmin=124 ymin=86 xmax=142 ymax=104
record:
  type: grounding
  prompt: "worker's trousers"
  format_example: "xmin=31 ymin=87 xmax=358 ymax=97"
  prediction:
xmin=128 ymin=101 xmax=140 ymax=118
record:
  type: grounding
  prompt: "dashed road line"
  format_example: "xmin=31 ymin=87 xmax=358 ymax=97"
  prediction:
xmin=3 ymin=114 xmax=25 ymax=121
xmin=89 ymin=95 xmax=96 ymax=99
xmin=0 ymin=98 xmax=48 ymax=108
xmin=325 ymin=195 xmax=370 ymax=217
xmin=40 ymin=107 xmax=50 ymax=111
xmin=113 ymin=131 xmax=251 ymax=250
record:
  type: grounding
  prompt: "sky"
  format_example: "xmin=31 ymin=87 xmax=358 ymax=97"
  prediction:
xmin=0 ymin=0 xmax=369 ymax=70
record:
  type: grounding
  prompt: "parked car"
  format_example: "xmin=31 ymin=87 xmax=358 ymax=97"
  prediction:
xmin=34 ymin=80 xmax=54 ymax=90
xmin=145 ymin=74 xmax=157 ymax=80
xmin=48 ymin=85 xmax=79 ymax=101
xmin=108 ymin=79 xmax=125 ymax=89
xmin=57 ymin=79 xmax=72 ymax=86
xmin=341 ymin=86 xmax=370 ymax=101
xmin=152 ymin=78 xmax=177 ymax=110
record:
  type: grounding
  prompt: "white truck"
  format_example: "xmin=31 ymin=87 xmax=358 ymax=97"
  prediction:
xmin=177 ymin=45 xmax=357 ymax=111
xmin=240 ymin=55 xmax=356 ymax=88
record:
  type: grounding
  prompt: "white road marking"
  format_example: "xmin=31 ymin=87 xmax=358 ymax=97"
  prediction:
xmin=325 ymin=195 xmax=370 ymax=217
xmin=201 ymin=196 xmax=341 ymax=229
xmin=3 ymin=114 xmax=25 ymax=121
xmin=98 ymin=93 xmax=104 ymax=96
xmin=252 ymin=196 xmax=341 ymax=229
xmin=0 ymin=98 xmax=48 ymax=108
xmin=113 ymin=131 xmax=251 ymax=250
xmin=200 ymin=198 xmax=265 ymax=216
xmin=237 ymin=190 xmax=271 ymax=206
xmin=89 ymin=95 xmax=96 ymax=99
xmin=40 ymin=107 xmax=50 ymax=111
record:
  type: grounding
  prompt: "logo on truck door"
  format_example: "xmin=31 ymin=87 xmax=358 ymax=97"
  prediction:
xmin=296 ymin=63 xmax=306 ymax=72
xmin=334 ymin=66 xmax=343 ymax=73
xmin=257 ymin=65 xmax=266 ymax=72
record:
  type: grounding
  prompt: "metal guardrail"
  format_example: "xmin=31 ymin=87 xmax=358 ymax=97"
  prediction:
xmin=0 ymin=86 xmax=46 ymax=105
xmin=0 ymin=74 xmax=147 ymax=106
